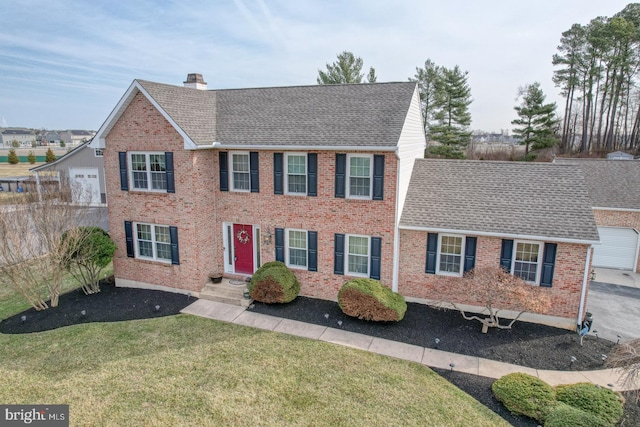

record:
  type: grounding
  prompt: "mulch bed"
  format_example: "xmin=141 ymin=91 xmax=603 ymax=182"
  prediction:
xmin=1 ymin=286 xmax=637 ymax=426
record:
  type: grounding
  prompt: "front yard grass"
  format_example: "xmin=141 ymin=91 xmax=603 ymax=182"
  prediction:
xmin=0 ymin=315 xmax=509 ymax=426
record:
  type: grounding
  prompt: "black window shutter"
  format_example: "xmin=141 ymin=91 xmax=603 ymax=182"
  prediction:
xmin=540 ymin=243 xmax=557 ymax=287
xmin=425 ymin=233 xmax=438 ymax=274
xmin=165 ymin=152 xmax=175 ymax=193
xmin=335 ymin=153 xmax=346 ymax=198
xmin=119 ymin=152 xmax=128 ymax=191
xmin=219 ymin=152 xmax=229 ymax=191
xmin=500 ymin=239 xmax=514 ymax=271
xmin=169 ymin=226 xmax=180 ymax=265
xmin=307 ymin=153 xmax=318 ymax=197
xmin=275 ymin=228 xmax=285 ymax=262
xmin=308 ymin=231 xmax=318 ymax=272
xmin=464 ymin=237 xmax=477 ymax=273
xmin=372 ymin=154 xmax=385 ymax=200
xmin=370 ymin=237 xmax=382 ymax=280
xmin=250 ymin=151 xmax=259 ymax=193
xmin=124 ymin=221 xmax=134 ymax=257
xmin=334 ymin=233 xmax=345 ymax=275
xmin=273 ymin=153 xmax=283 ymax=195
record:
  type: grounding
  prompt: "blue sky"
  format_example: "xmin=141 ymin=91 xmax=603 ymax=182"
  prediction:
xmin=0 ymin=0 xmax=633 ymax=132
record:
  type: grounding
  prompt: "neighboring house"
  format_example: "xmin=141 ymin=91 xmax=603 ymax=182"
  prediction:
xmin=555 ymin=158 xmax=640 ymax=272
xmin=37 ymin=131 xmax=62 ymax=146
xmin=0 ymin=128 xmax=36 ymax=147
xmin=30 ymin=141 xmax=106 ymax=205
xmin=398 ymin=160 xmax=599 ymax=328
xmin=90 ymin=74 xmax=598 ymax=330
xmin=59 ymin=130 xmax=95 ymax=147
xmin=606 ymin=151 xmax=634 ymax=160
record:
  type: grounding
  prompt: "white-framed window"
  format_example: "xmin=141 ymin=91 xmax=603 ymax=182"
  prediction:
xmin=285 ymin=153 xmax=307 ymax=195
xmin=347 ymin=234 xmax=370 ymax=276
xmin=286 ymin=229 xmax=308 ymax=269
xmin=347 ymin=154 xmax=373 ymax=199
xmin=230 ymin=152 xmax=250 ymax=191
xmin=129 ymin=152 xmax=166 ymax=191
xmin=437 ymin=234 xmax=465 ymax=276
xmin=511 ymin=241 xmax=542 ymax=284
xmin=94 ymin=148 xmax=104 ymax=157
xmin=135 ymin=222 xmax=172 ymax=262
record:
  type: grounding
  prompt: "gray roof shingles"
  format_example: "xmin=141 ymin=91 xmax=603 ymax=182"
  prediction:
xmin=137 ymin=80 xmax=416 ymax=148
xmin=400 ymin=159 xmax=600 ymax=243
xmin=554 ymin=158 xmax=640 ymax=210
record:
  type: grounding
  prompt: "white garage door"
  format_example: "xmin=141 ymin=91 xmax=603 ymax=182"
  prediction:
xmin=69 ymin=167 xmax=101 ymax=205
xmin=593 ymin=227 xmax=639 ymax=270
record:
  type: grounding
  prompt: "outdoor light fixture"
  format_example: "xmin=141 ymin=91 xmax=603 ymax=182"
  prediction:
xmin=80 ymin=310 xmax=86 ymax=316
xmin=337 ymin=320 xmax=343 ymax=327
xmin=155 ymin=305 xmax=161 ymax=312
xmin=449 ymin=363 xmax=455 ymax=372
xmin=20 ymin=315 xmax=26 ymax=323
xmin=324 ymin=313 xmax=329 ymax=320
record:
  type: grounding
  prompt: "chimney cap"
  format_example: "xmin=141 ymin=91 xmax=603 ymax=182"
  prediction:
xmin=183 ymin=73 xmax=208 ymax=90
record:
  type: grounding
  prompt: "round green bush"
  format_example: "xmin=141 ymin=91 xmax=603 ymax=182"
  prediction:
xmin=338 ymin=278 xmax=407 ymax=322
xmin=249 ymin=261 xmax=300 ymax=304
xmin=544 ymin=402 xmax=609 ymax=427
xmin=554 ymin=383 xmax=623 ymax=426
xmin=492 ymin=373 xmax=556 ymax=422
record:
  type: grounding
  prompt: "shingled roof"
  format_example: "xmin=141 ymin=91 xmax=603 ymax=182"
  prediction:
xmin=400 ymin=159 xmax=600 ymax=243
xmin=553 ymin=158 xmax=640 ymax=210
xmin=135 ymin=80 xmax=417 ymax=148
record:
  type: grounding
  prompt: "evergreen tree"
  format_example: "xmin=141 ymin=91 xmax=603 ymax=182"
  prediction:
xmin=512 ymin=82 xmax=559 ymax=155
xmin=8 ymin=148 xmax=19 ymax=164
xmin=427 ymin=65 xmax=473 ymax=159
xmin=27 ymin=151 xmax=36 ymax=164
xmin=410 ymin=59 xmax=442 ymax=137
xmin=317 ymin=51 xmax=377 ymax=84
xmin=45 ymin=147 xmax=56 ymax=163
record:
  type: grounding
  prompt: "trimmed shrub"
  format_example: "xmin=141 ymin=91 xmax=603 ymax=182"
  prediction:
xmin=492 ymin=373 xmax=556 ymax=422
xmin=249 ymin=261 xmax=299 ymax=303
xmin=555 ymin=383 xmax=623 ymax=426
xmin=544 ymin=402 xmax=609 ymax=427
xmin=338 ymin=278 xmax=407 ymax=322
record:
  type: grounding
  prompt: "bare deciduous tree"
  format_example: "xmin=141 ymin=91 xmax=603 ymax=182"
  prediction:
xmin=437 ymin=266 xmax=552 ymax=333
xmin=0 ymin=178 xmax=101 ymax=310
xmin=607 ymin=338 xmax=640 ymax=402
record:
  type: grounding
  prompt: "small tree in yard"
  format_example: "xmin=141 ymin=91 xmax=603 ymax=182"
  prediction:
xmin=0 ymin=181 xmax=102 ymax=309
xmin=607 ymin=338 xmax=640 ymax=403
xmin=27 ymin=151 xmax=36 ymax=164
xmin=45 ymin=147 xmax=56 ymax=163
xmin=440 ymin=266 xmax=551 ymax=333
xmin=61 ymin=226 xmax=115 ymax=295
xmin=7 ymin=148 xmax=19 ymax=164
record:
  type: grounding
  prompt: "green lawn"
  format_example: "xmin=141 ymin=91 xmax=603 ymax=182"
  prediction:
xmin=0 ymin=276 xmax=509 ymax=426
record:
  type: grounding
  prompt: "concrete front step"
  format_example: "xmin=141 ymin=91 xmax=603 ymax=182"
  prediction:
xmin=199 ymin=279 xmax=252 ymax=307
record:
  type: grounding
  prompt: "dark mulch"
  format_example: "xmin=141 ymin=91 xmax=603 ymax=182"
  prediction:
xmin=1 ymin=288 xmax=637 ymax=426
xmin=248 ymin=296 xmax=613 ymax=371
xmin=0 ymin=278 xmax=195 ymax=334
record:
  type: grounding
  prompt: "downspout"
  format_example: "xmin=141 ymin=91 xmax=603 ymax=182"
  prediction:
xmin=34 ymin=171 xmax=42 ymax=203
xmin=577 ymin=245 xmax=592 ymax=329
xmin=391 ymin=149 xmax=401 ymax=292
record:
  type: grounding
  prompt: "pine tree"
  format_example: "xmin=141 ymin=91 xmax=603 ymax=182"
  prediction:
xmin=427 ymin=65 xmax=473 ymax=159
xmin=512 ymin=83 xmax=559 ymax=156
xmin=45 ymin=148 xmax=56 ymax=163
xmin=8 ymin=148 xmax=19 ymax=164
xmin=317 ymin=51 xmax=377 ymax=84
xmin=410 ymin=59 xmax=442 ymax=137
xmin=27 ymin=151 xmax=36 ymax=164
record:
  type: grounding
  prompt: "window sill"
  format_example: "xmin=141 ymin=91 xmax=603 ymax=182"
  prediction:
xmin=130 ymin=257 xmax=173 ymax=266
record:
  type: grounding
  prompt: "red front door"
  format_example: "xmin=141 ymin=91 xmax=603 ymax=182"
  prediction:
xmin=233 ymin=224 xmax=254 ymax=274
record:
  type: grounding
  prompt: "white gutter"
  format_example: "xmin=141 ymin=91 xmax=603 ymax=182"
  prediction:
xmin=593 ymin=207 xmax=640 ymax=213
xmin=398 ymin=224 xmax=600 ymax=246
xmin=185 ymin=144 xmax=398 ymax=152
xmin=577 ymin=245 xmax=593 ymax=327
xmin=34 ymin=171 xmax=42 ymax=203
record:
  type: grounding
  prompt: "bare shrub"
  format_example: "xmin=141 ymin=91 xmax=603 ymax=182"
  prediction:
xmin=607 ymin=338 xmax=640 ymax=403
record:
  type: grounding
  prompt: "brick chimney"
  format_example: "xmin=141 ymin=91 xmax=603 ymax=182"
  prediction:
xmin=183 ymin=73 xmax=207 ymax=90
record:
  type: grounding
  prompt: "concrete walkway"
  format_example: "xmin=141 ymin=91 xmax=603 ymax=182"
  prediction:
xmin=181 ymin=299 xmax=638 ymax=392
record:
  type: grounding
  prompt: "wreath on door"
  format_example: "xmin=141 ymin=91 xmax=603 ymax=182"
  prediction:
xmin=236 ymin=228 xmax=250 ymax=244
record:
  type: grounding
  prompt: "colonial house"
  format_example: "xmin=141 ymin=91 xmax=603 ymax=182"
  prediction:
xmin=554 ymin=158 xmax=640 ymax=272
xmin=59 ymin=130 xmax=96 ymax=147
xmin=89 ymin=74 xmax=599 ymax=330
xmin=0 ymin=128 xmax=36 ymax=147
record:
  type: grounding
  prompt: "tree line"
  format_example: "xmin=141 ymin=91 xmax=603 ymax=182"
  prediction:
xmin=553 ymin=3 xmax=640 ymax=153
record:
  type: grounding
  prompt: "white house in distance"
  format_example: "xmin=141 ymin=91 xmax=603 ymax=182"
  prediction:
xmin=0 ymin=128 xmax=36 ymax=147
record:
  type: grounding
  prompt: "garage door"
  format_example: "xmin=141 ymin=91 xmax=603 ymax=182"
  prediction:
xmin=69 ymin=167 xmax=101 ymax=205
xmin=592 ymin=227 xmax=639 ymax=270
